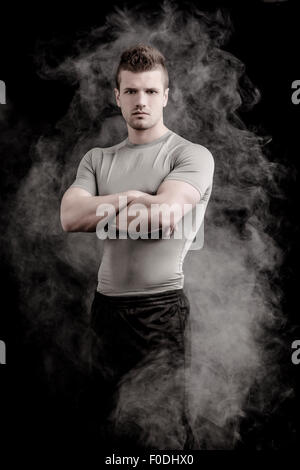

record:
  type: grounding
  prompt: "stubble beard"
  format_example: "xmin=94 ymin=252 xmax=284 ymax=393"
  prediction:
xmin=128 ymin=115 xmax=153 ymax=131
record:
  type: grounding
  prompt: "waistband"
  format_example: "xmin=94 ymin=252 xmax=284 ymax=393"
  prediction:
xmin=94 ymin=288 xmax=185 ymax=308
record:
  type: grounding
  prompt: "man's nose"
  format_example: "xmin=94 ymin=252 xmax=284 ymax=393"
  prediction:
xmin=134 ymin=91 xmax=147 ymax=107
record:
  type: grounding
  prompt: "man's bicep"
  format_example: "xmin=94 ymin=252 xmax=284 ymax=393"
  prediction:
xmin=156 ymin=179 xmax=201 ymax=207
xmin=62 ymin=186 xmax=93 ymax=202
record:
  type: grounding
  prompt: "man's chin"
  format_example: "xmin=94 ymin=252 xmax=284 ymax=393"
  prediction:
xmin=129 ymin=122 xmax=152 ymax=131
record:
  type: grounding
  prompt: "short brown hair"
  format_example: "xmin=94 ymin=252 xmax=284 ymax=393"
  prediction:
xmin=115 ymin=44 xmax=169 ymax=90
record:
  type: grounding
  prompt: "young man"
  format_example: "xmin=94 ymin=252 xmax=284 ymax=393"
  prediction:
xmin=60 ymin=44 xmax=214 ymax=450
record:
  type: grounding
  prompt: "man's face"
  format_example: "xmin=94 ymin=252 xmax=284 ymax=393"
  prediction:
xmin=114 ymin=69 xmax=169 ymax=131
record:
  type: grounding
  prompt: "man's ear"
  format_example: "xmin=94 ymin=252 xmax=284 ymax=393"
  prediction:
xmin=114 ymin=88 xmax=121 ymax=107
xmin=163 ymin=88 xmax=169 ymax=107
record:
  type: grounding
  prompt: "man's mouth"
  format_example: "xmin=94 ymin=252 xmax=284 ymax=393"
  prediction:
xmin=133 ymin=112 xmax=149 ymax=115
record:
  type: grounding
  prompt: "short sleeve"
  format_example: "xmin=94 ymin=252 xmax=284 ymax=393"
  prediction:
xmin=70 ymin=149 xmax=97 ymax=196
xmin=163 ymin=144 xmax=215 ymax=202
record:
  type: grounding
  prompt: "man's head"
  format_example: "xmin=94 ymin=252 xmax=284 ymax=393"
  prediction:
xmin=114 ymin=44 xmax=169 ymax=132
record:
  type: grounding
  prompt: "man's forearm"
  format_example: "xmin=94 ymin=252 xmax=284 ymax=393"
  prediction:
xmin=61 ymin=191 xmax=134 ymax=232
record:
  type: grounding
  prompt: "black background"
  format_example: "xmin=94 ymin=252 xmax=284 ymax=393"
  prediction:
xmin=0 ymin=0 xmax=299 ymax=461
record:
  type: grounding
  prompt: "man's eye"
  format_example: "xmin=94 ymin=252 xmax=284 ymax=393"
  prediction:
xmin=124 ymin=90 xmax=157 ymax=94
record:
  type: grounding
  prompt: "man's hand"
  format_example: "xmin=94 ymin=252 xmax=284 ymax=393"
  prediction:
xmin=126 ymin=190 xmax=152 ymax=200
xmin=112 ymin=180 xmax=202 ymax=238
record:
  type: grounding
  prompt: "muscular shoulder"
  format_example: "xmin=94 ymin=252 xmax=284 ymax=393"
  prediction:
xmin=168 ymin=132 xmax=214 ymax=170
xmin=81 ymin=138 xmax=127 ymax=168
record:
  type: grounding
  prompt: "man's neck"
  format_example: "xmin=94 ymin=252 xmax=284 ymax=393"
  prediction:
xmin=127 ymin=125 xmax=170 ymax=145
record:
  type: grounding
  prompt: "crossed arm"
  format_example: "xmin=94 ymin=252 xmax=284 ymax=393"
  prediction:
xmin=60 ymin=179 xmax=201 ymax=234
xmin=111 ymin=180 xmax=201 ymax=236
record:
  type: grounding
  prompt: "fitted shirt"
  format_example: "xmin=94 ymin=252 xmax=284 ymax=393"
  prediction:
xmin=70 ymin=129 xmax=214 ymax=296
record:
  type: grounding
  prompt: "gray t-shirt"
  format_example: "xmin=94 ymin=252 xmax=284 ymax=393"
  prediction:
xmin=70 ymin=129 xmax=214 ymax=296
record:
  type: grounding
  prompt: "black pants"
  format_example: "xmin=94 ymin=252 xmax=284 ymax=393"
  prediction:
xmin=88 ymin=288 xmax=194 ymax=451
